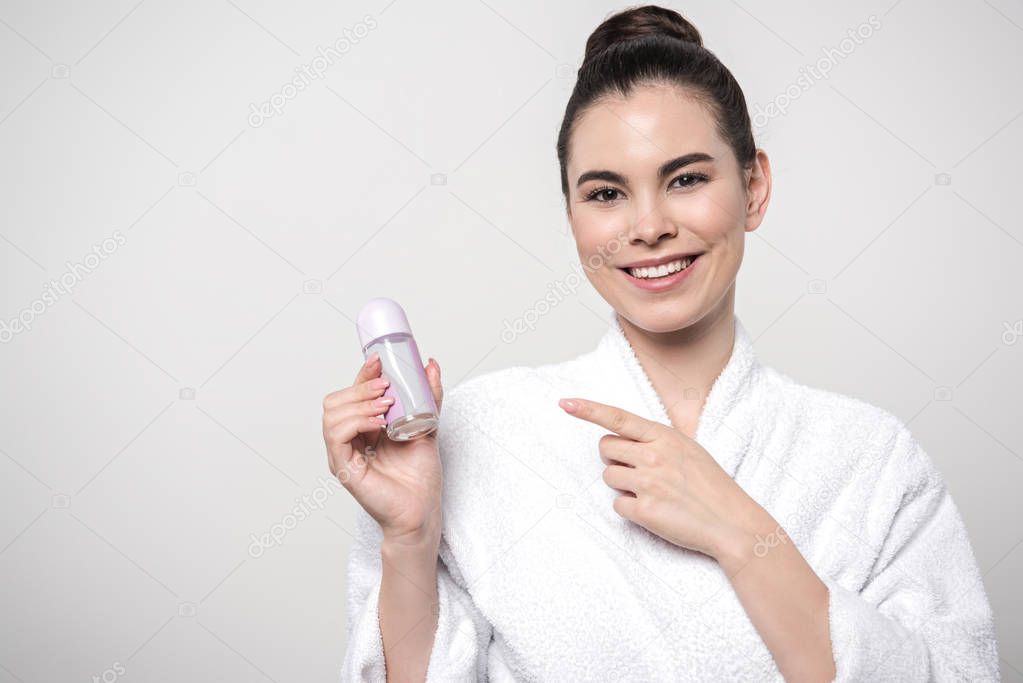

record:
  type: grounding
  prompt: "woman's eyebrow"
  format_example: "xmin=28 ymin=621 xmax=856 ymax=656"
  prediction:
xmin=576 ymin=152 xmax=715 ymax=188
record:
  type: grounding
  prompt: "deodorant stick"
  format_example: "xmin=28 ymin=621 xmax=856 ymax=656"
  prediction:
xmin=356 ymin=298 xmax=438 ymax=441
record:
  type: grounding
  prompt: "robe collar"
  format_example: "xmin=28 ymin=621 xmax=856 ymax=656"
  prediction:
xmin=593 ymin=309 xmax=763 ymax=479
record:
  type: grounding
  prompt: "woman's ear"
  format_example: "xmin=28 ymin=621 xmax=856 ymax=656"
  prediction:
xmin=744 ymin=149 xmax=772 ymax=234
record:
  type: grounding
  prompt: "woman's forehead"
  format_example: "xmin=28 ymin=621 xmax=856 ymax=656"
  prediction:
xmin=568 ymin=89 xmax=724 ymax=175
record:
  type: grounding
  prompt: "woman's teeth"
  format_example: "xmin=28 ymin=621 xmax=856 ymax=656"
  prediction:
xmin=626 ymin=256 xmax=694 ymax=279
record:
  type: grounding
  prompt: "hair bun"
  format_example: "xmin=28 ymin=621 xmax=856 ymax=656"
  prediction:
xmin=582 ymin=5 xmax=703 ymax=65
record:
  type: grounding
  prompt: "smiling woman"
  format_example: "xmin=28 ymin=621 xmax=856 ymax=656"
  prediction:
xmin=329 ymin=5 xmax=999 ymax=682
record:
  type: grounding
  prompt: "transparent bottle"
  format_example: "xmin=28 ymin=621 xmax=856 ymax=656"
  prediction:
xmin=356 ymin=298 xmax=438 ymax=441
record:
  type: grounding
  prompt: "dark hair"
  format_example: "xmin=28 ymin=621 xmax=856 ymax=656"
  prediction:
xmin=556 ymin=5 xmax=756 ymax=204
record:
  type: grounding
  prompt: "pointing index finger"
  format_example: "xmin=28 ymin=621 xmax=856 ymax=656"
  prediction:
xmin=558 ymin=397 xmax=658 ymax=442
xmin=354 ymin=352 xmax=382 ymax=385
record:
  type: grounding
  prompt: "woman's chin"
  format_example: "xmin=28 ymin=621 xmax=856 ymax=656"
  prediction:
xmin=613 ymin=302 xmax=701 ymax=335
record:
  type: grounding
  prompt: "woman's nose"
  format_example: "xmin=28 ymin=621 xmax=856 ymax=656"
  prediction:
xmin=627 ymin=198 xmax=679 ymax=245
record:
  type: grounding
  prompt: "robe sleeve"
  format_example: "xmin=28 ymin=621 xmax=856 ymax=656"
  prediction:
xmin=340 ymin=502 xmax=493 ymax=682
xmin=823 ymin=425 xmax=999 ymax=682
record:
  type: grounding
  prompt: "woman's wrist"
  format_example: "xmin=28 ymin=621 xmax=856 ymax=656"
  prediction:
xmin=711 ymin=504 xmax=782 ymax=577
xmin=381 ymin=513 xmax=443 ymax=562
xmin=381 ymin=532 xmax=441 ymax=565
xmin=381 ymin=505 xmax=443 ymax=553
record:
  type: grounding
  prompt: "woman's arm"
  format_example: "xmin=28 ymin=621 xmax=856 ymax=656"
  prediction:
xmin=714 ymin=510 xmax=834 ymax=682
xmin=560 ymin=398 xmax=998 ymax=682
xmin=341 ymin=504 xmax=494 ymax=683
xmin=713 ymin=427 xmax=999 ymax=682
xmin=561 ymin=396 xmax=835 ymax=679
xmin=379 ymin=534 xmax=441 ymax=682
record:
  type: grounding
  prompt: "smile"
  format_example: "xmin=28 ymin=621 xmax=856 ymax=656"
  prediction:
xmin=625 ymin=256 xmax=695 ymax=279
xmin=619 ymin=253 xmax=702 ymax=291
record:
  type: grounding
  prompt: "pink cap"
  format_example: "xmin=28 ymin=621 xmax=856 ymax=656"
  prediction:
xmin=356 ymin=297 xmax=414 ymax=348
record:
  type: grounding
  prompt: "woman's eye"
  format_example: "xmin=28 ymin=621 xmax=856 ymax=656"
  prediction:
xmin=671 ymin=173 xmax=708 ymax=189
xmin=587 ymin=187 xmax=622 ymax=203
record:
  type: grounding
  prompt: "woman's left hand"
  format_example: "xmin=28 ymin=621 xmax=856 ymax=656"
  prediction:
xmin=558 ymin=396 xmax=772 ymax=562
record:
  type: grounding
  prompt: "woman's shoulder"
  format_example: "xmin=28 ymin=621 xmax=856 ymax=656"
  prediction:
xmin=434 ymin=358 xmax=585 ymax=518
xmin=758 ymin=364 xmax=944 ymax=494
xmin=436 ymin=355 xmax=589 ymax=457
xmin=442 ymin=352 xmax=591 ymax=410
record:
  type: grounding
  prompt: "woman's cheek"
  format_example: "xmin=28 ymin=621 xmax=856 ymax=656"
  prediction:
xmin=686 ymin=192 xmax=734 ymax=240
xmin=576 ymin=220 xmax=623 ymax=265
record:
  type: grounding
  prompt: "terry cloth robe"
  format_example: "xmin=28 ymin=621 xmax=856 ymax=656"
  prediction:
xmin=341 ymin=310 xmax=999 ymax=682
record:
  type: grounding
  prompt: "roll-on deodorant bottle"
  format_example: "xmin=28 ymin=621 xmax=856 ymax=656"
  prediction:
xmin=356 ymin=298 xmax=438 ymax=441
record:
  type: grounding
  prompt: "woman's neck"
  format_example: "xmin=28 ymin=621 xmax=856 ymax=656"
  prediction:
xmin=616 ymin=289 xmax=737 ymax=438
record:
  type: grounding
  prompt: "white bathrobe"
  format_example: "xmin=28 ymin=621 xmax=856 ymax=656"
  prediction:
xmin=341 ymin=310 xmax=999 ymax=682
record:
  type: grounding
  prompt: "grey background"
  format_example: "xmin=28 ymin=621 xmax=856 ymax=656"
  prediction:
xmin=1 ymin=0 xmax=1020 ymax=680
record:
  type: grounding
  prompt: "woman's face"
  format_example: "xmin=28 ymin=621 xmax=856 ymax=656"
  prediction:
xmin=565 ymin=83 xmax=770 ymax=334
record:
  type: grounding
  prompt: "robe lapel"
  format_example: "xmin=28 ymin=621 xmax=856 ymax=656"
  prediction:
xmin=596 ymin=307 xmax=763 ymax=479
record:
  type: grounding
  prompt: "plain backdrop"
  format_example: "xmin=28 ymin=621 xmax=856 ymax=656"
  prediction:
xmin=1 ymin=0 xmax=1021 ymax=680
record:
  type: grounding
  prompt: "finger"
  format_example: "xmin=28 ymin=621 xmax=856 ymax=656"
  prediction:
xmin=425 ymin=357 xmax=444 ymax=413
xmin=559 ymin=398 xmax=659 ymax=442
xmin=611 ymin=492 xmax=640 ymax=520
xmin=324 ymin=395 xmax=395 ymax=428
xmin=323 ymin=376 xmax=390 ymax=410
xmin=324 ymin=413 xmax=387 ymax=456
xmin=598 ymin=433 xmax=645 ymax=467
xmin=602 ymin=464 xmax=643 ymax=494
xmin=353 ymin=352 xmax=382 ymax=385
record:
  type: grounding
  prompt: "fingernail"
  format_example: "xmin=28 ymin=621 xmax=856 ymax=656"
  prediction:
xmin=371 ymin=377 xmax=390 ymax=390
xmin=375 ymin=396 xmax=394 ymax=407
xmin=559 ymin=399 xmax=578 ymax=413
xmin=365 ymin=353 xmax=379 ymax=366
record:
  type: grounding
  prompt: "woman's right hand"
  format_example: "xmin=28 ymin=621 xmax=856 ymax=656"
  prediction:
xmin=322 ymin=353 xmax=445 ymax=549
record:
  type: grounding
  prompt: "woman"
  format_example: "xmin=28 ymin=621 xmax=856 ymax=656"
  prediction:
xmin=323 ymin=6 xmax=998 ymax=681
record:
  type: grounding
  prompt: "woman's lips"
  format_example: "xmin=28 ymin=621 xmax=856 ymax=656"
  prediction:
xmin=619 ymin=253 xmax=701 ymax=292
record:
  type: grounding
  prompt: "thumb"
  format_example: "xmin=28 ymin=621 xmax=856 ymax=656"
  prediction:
xmin=425 ymin=357 xmax=444 ymax=413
